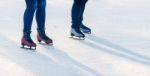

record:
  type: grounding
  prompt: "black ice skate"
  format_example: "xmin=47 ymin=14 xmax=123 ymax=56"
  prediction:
xmin=70 ymin=28 xmax=85 ymax=40
xmin=21 ymin=31 xmax=36 ymax=50
xmin=37 ymin=29 xmax=53 ymax=45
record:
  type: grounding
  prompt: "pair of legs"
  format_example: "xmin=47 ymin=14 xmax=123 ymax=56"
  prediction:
xmin=24 ymin=0 xmax=87 ymax=31
xmin=22 ymin=0 xmax=90 ymax=49
xmin=22 ymin=0 xmax=52 ymax=49
xmin=71 ymin=0 xmax=91 ymax=38
xmin=71 ymin=0 xmax=88 ymax=29
xmin=23 ymin=0 xmax=46 ymax=32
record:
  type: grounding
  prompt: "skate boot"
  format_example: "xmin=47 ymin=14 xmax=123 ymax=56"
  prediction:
xmin=80 ymin=24 xmax=91 ymax=34
xmin=70 ymin=28 xmax=85 ymax=40
xmin=37 ymin=29 xmax=53 ymax=45
xmin=21 ymin=31 xmax=36 ymax=50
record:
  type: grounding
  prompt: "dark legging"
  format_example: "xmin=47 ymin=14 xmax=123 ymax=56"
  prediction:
xmin=23 ymin=0 xmax=46 ymax=32
xmin=71 ymin=0 xmax=88 ymax=29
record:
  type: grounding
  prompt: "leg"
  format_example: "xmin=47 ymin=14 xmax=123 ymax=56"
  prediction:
xmin=36 ymin=0 xmax=53 ymax=45
xmin=70 ymin=0 xmax=87 ymax=38
xmin=78 ymin=0 xmax=91 ymax=34
xmin=71 ymin=0 xmax=90 ymax=38
xmin=36 ymin=0 xmax=46 ymax=30
xmin=79 ymin=0 xmax=88 ymax=25
xmin=23 ymin=0 xmax=37 ymax=33
xmin=71 ymin=0 xmax=86 ymax=29
xmin=22 ymin=0 xmax=37 ymax=49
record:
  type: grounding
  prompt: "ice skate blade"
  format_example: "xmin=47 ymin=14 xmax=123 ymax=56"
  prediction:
xmin=38 ymin=42 xmax=53 ymax=46
xmin=82 ymin=31 xmax=91 ymax=34
xmin=69 ymin=36 xmax=85 ymax=40
xmin=21 ymin=46 xmax=36 ymax=50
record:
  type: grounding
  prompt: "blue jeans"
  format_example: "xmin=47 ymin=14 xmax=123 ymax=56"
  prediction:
xmin=23 ymin=0 xmax=46 ymax=32
xmin=71 ymin=0 xmax=88 ymax=29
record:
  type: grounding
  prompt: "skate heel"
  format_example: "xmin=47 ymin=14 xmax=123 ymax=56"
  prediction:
xmin=38 ymin=39 xmax=42 ymax=43
xmin=21 ymin=43 xmax=25 ymax=48
xmin=71 ymin=33 xmax=75 ymax=36
xmin=37 ymin=35 xmax=42 ymax=43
